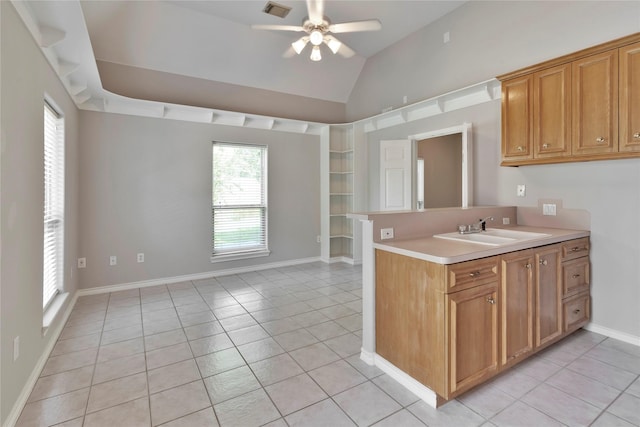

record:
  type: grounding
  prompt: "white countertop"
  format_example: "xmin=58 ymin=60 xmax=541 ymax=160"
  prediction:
xmin=373 ymin=225 xmax=590 ymax=264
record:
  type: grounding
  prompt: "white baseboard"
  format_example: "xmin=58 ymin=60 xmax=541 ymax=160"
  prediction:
xmin=584 ymin=322 xmax=640 ymax=347
xmin=78 ymin=256 xmax=323 ymax=296
xmin=359 ymin=348 xmax=376 ymax=365
xmin=373 ymin=354 xmax=440 ymax=408
xmin=3 ymin=292 xmax=79 ymax=427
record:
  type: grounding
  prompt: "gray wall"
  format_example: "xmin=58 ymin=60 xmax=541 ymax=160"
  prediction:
xmin=78 ymin=112 xmax=321 ymax=289
xmin=353 ymin=1 xmax=640 ymax=338
xmin=347 ymin=1 xmax=639 ymax=121
xmin=0 ymin=2 xmax=80 ymax=422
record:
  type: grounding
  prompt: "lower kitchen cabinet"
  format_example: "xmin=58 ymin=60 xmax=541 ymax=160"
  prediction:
xmin=375 ymin=236 xmax=590 ymax=403
xmin=534 ymin=245 xmax=563 ymax=348
xmin=563 ymin=291 xmax=591 ymax=331
xmin=500 ymin=250 xmax=534 ymax=367
xmin=447 ymin=282 xmax=499 ymax=394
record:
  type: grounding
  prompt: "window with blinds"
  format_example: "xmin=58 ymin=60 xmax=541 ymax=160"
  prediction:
xmin=43 ymin=101 xmax=65 ymax=310
xmin=212 ymin=142 xmax=268 ymax=258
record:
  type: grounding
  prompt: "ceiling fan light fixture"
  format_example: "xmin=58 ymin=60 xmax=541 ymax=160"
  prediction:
xmin=309 ymin=29 xmax=324 ymax=46
xmin=292 ymin=37 xmax=309 ymax=54
xmin=326 ymin=37 xmax=341 ymax=54
xmin=310 ymin=45 xmax=322 ymax=61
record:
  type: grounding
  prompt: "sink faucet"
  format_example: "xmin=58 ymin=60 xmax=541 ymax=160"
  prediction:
xmin=478 ymin=216 xmax=494 ymax=231
xmin=458 ymin=216 xmax=494 ymax=234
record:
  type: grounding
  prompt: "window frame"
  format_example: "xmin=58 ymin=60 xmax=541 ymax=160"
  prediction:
xmin=211 ymin=141 xmax=269 ymax=262
xmin=43 ymin=99 xmax=65 ymax=312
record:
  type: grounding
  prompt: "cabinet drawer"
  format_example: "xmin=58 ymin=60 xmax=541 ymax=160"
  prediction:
xmin=447 ymin=257 xmax=499 ymax=292
xmin=561 ymin=238 xmax=590 ymax=261
xmin=562 ymin=258 xmax=590 ymax=297
xmin=563 ymin=292 xmax=590 ymax=331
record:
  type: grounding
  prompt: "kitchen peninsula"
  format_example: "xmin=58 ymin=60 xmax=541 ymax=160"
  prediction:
xmin=349 ymin=206 xmax=590 ymax=407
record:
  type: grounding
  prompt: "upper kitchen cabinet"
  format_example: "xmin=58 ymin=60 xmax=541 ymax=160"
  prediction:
xmin=534 ymin=64 xmax=572 ymax=159
xmin=501 ymin=75 xmax=533 ymax=162
xmin=572 ymin=50 xmax=618 ymax=156
xmin=620 ymin=41 xmax=640 ymax=152
xmin=498 ymin=33 xmax=640 ymax=166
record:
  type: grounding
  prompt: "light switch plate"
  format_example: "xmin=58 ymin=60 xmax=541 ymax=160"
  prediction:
xmin=517 ymin=184 xmax=526 ymax=197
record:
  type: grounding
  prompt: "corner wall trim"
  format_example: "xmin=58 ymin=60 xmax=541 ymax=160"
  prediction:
xmin=78 ymin=256 xmax=322 ymax=296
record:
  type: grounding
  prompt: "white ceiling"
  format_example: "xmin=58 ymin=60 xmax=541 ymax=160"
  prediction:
xmin=79 ymin=0 xmax=465 ymax=103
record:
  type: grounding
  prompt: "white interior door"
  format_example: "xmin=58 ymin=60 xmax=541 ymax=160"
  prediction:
xmin=380 ymin=139 xmax=412 ymax=211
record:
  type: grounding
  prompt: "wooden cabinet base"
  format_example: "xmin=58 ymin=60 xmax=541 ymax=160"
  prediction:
xmin=375 ymin=237 xmax=590 ymax=403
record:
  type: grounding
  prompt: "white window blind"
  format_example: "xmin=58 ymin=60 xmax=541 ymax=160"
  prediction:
xmin=212 ymin=142 xmax=268 ymax=256
xmin=43 ymin=102 xmax=65 ymax=310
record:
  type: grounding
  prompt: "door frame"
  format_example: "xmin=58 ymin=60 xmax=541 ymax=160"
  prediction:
xmin=408 ymin=122 xmax=473 ymax=208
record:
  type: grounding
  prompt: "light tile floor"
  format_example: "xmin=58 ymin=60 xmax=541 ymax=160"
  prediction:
xmin=17 ymin=262 xmax=640 ymax=426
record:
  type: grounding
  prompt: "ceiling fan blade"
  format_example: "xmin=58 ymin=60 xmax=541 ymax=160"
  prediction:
xmin=251 ymin=24 xmax=305 ymax=32
xmin=282 ymin=46 xmax=298 ymax=58
xmin=329 ymin=19 xmax=382 ymax=34
xmin=337 ymin=42 xmax=356 ymax=58
xmin=306 ymin=0 xmax=324 ymax=25
xmin=323 ymin=35 xmax=355 ymax=58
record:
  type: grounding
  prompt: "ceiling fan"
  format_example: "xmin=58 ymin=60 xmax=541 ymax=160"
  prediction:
xmin=252 ymin=0 xmax=382 ymax=61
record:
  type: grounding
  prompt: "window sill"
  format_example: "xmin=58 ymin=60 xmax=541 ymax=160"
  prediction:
xmin=42 ymin=292 xmax=69 ymax=336
xmin=211 ymin=250 xmax=270 ymax=263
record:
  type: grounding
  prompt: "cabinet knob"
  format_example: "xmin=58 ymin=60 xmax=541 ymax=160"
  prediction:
xmin=525 ymin=263 xmax=532 ymax=269
xmin=573 ymin=309 xmax=581 ymax=314
xmin=572 ymin=274 xmax=581 ymax=279
xmin=596 ymin=136 xmax=606 ymax=143
xmin=634 ymin=132 xmax=640 ymax=139
xmin=487 ymin=297 xmax=496 ymax=305
xmin=539 ymin=259 xmax=548 ymax=266
xmin=517 ymin=146 xmax=524 ymax=152
xmin=469 ymin=271 xmax=481 ymax=278
xmin=542 ymin=143 xmax=550 ymax=149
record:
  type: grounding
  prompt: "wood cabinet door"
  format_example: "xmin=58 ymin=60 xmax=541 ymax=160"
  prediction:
xmin=572 ymin=50 xmax=619 ymax=155
xmin=534 ymin=64 xmax=572 ymax=158
xmin=535 ymin=245 xmax=563 ymax=348
xmin=620 ymin=41 xmax=640 ymax=152
xmin=500 ymin=250 xmax=534 ymax=367
xmin=447 ymin=283 xmax=499 ymax=395
xmin=502 ymin=75 xmax=534 ymax=161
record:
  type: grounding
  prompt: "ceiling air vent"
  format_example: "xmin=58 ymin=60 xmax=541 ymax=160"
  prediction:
xmin=263 ymin=1 xmax=291 ymax=18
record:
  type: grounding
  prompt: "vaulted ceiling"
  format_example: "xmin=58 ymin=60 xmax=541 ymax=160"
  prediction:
xmin=81 ymin=1 xmax=464 ymax=103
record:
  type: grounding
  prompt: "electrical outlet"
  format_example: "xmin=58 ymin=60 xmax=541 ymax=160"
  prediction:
xmin=77 ymin=257 xmax=86 ymax=268
xmin=381 ymin=228 xmax=394 ymax=240
xmin=109 ymin=256 xmax=117 ymax=266
xmin=14 ymin=336 xmax=20 ymax=361
xmin=517 ymin=184 xmax=526 ymax=197
xmin=543 ymin=203 xmax=557 ymax=216
xmin=503 ymin=217 xmax=511 ymax=225
xmin=137 ymin=253 xmax=144 ymax=263
xmin=316 ymin=235 xmax=321 ymax=243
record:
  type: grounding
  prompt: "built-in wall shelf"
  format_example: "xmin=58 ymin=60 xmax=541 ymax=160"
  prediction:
xmin=321 ymin=126 xmax=357 ymax=263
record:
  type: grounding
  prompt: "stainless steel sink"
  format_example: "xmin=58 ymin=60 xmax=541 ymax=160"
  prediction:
xmin=433 ymin=228 xmax=551 ymax=246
